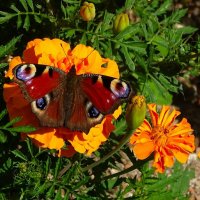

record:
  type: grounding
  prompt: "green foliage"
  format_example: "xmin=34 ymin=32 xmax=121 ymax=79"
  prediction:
xmin=0 ymin=0 xmax=199 ymax=199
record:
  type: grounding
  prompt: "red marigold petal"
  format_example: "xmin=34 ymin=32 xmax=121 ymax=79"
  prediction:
xmin=148 ymin=104 xmax=159 ymax=127
xmin=58 ymin=146 xmax=76 ymax=157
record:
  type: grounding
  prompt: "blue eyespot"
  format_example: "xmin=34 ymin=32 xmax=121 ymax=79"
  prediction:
xmin=110 ymin=79 xmax=130 ymax=98
xmin=36 ymin=97 xmax=47 ymax=110
xmin=16 ymin=64 xmax=36 ymax=81
xmin=88 ymin=105 xmax=100 ymax=118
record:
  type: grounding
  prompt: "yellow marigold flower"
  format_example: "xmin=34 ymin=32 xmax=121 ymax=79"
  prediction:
xmin=80 ymin=2 xmax=95 ymax=21
xmin=129 ymin=104 xmax=195 ymax=173
xmin=3 ymin=38 xmax=121 ymax=157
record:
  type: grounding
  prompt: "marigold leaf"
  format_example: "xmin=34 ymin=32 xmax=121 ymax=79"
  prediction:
xmin=26 ymin=0 xmax=34 ymax=11
xmin=23 ymin=14 xmax=30 ymax=31
xmin=0 ymin=109 xmax=7 ymax=121
xmin=17 ymin=14 xmax=22 ymax=29
xmin=10 ymin=4 xmax=20 ymax=13
xmin=0 ymin=13 xmax=16 ymax=24
xmin=101 ymin=11 xmax=114 ymax=32
xmin=11 ymin=149 xmax=28 ymax=161
xmin=124 ymin=41 xmax=147 ymax=55
xmin=114 ymin=25 xmax=140 ymax=40
xmin=0 ymin=130 xmax=7 ymax=143
xmin=3 ymin=117 xmax=21 ymax=128
xmin=177 ymin=26 xmax=198 ymax=35
xmin=19 ymin=0 xmax=28 ymax=11
xmin=7 ymin=125 xmax=36 ymax=133
xmin=0 ymin=35 xmax=22 ymax=58
xmin=34 ymin=15 xmax=42 ymax=23
xmin=163 ymin=9 xmax=187 ymax=25
xmin=125 ymin=0 xmax=135 ymax=10
xmin=121 ymin=45 xmax=135 ymax=71
xmin=155 ymin=0 xmax=172 ymax=16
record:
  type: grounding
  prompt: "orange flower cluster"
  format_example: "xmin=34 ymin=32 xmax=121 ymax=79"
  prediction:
xmin=130 ymin=104 xmax=195 ymax=173
xmin=4 ymin=38 xmax=121 ymax=157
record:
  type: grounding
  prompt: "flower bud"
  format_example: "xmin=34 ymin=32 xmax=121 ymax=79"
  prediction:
xmin=80 ymin=2 xmax=95 ymax=21
xmin=126 ymin=95 xmax=146 ymax=130
xmin=113 ymin=13 xmax=129 ymax=33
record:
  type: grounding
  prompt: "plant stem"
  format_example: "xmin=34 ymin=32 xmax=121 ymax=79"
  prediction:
xmin=82 ymin=129 xmax=134 ymax=172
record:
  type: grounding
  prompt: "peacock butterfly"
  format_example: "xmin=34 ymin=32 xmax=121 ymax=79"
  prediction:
xmin=13 ymin=64 xmax=133 ymax=133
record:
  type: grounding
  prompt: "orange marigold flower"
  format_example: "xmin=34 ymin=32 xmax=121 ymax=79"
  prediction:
xmin=129 ymin=104 xmax=195 ymax=173
xmin=4 ymin=38 xmax=121 ymax=157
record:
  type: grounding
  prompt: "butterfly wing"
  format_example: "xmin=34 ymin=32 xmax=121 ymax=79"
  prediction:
xmin=65 ymin=73 xmax=133 ymax=132
xmin=13 ymin=64 xmax=133 ymax=133
xmin=13 ymin=64 xmax=66 ymax=101
xmin=13 ymin=64 xmax=66 ymax=126
xmin=80 ymin=74 xmax=133 ymax=114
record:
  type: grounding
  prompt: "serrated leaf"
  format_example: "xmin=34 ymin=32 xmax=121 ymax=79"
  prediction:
xmin=34 ymin=15 xmax=42 ymax=23
xmin=17 ymin=14 xmax=22 ymax=29
xmin=0 ymin=109 xmax=7 ymax=121
xmin=7 ymin=125 xmax=36 ymax=133
xmin=152 ymin=35 xmax=169 ymax=57
xmin=3 ymin=117 xmax=21 ymax=128
xmin=0 ymin=35 xmax=22 ymax=58
xmin=125 ymin=0 xmax=135 ymax=10
xmin=11 ymin=149 xmax=28 ymax=161
xmin=20 ymin=0 xmax=28 ymax=11
xmin=158 ymin=74 xmax=179 ymax=93
xmin=10 ymin=4 xmax=20 ymax=13
xmin=0 ymin=63 xmax=7 ymax=68
xmin=23 ymin=14 xmax=30 ymax=31
xmin=121 ymin=45 xmax=135 ymax=71
xmin=0 ymin=11 xmax=9 ymax=16
xmin=101 ymin=11 xmax=114 ymax=32
xmin=0 ymin=13 xmax=16 ymax=24
xmin=113 ymin=118 xmax=127 ymax=135
xmin=54 ymin=158 xmax=61 ymax=178
xmin=61 ymin=1 xmax=66 ymax=18
xmin=0 ymin=130 xmax=7 ymax=143
xmin=177 ymin=26 xmax=198 ymax=35
xmin=27 ymin=0 xmax=34 ymax=11
xmin=123 ymin=41 xmax=147 ymax=55
xmin=155 ymin=0 xmax=172 ymax=15
xmin=141 ymin=75 xmax=172 ymax=104
xmin=163 ymin=9 xmax=187 ymax=25
xmin=115 ymin=25 xmax=140 ymax=40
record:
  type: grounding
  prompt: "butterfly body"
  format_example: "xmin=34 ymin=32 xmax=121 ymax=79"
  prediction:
xmin=13 ymin=64 xmax=133 ymax=133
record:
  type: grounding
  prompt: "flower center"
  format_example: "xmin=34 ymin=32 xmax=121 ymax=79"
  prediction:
xmin=151 ymin=126 xmax=169 ymax=147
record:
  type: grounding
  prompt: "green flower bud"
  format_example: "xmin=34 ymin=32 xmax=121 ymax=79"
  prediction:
xmin=126 ymin=95 xmax=146 ymax=130
xmin=80 ymin=2 xmax=95 ymax=21
xmin=113 ymin=13 xmax=129 ymax=33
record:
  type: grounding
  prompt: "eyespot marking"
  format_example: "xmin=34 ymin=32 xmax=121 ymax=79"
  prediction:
xmin=31 ymin=94 xmax=50 ymax=112
xmin=16 ymin=64 xmax=36 ymax=81
xmin=110 ymin=79 xmax=130 ymax=98
xmin=86 ymin=101 xmax=100 ymax=118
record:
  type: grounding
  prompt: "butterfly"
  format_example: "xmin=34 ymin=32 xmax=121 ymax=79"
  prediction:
xmin=13 ymin=64 xmax=133 ymax=133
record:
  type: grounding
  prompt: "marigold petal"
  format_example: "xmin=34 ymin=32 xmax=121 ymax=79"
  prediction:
xmin=28 ymin=128 xmax=65 ymax=150
xmin=58 ymin=146 xmax=76 ymax=157
xmin=148 ymin=104 xmax=159 ymax=126
xmin=169 ymin=118 xmax=193 ymax=137
xmin=132 ymin=141 xmax=154 ymax=159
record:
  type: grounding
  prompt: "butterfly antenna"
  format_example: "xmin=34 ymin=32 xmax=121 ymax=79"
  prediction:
xmin=60 ymin=43 xmax=68 ymax=57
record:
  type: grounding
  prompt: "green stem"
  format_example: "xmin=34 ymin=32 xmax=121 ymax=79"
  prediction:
xmin=82 ymin=129 xmax=135 ymax=172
